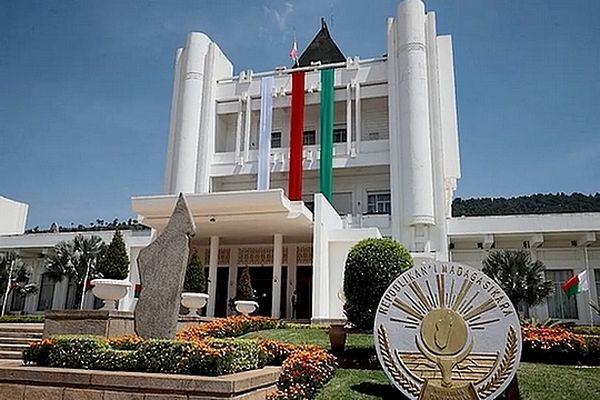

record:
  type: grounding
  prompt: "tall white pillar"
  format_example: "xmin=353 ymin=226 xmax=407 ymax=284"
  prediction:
xmin=207 ymin=236 xmax=219 ymax=317
xmin=271 ymin=234 xmax=283 ymax=318
xmin=286 ymin=245 xmax=297 ymax=319
xmin=388 ymin=0 xmax=436 ymax=250
xmin=227 ymin=247 xmax=239 ymax=316
xmin=169 ymin=33 xmax=211 ymax=194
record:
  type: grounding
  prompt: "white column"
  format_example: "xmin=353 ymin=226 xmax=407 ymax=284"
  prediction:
xmin=164 ymin=48 xmax=184 ymax=193
xmin=170 ymin=33 xmax=211 ymax=194
xmin=207 ymin=236 xmax=219 ymax=317
xmin=52 ymin=277 xmax=69 ymax=310
xmin=243 ymin=93 xmax=252 ymax=162
xmin=354 ymin=82 xmax=361 ymax=154
xmin=227 ymin=247 xmax=239 ymax=316
xmin=235 ymin=97 xmax=243 ymax=164
xmin=286 ymin=245 xmax=297 ymax=319
xmin=346 ymin=83 xmax=352 ymax=155
xmin=397 ymin=0 xmax=435 ymax=227
xmin=271 ymin=234 xmax=283 ymax=318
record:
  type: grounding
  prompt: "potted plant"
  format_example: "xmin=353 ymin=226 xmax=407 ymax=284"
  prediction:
xmin=90 ymin=230 xmax=131 ymax=310
xmin=234 ymin=266 xmax=258 ymax=315
xmin=180 ymin=251 xmax=208 ymax=316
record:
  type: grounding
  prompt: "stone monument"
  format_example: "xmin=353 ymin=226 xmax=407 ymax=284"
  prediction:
xmin=135 ymin=193 xmax=196 ymax=339
xmin=374 ymin=259 xmax=522 ymax=400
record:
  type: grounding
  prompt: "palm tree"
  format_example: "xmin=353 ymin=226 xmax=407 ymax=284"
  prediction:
xmin=45 ymin=235 xmax=105 ymax=310
xmin=482 ymin=249 xmax=553 ymax=318
xmin=0 ymin=252 xmax=38 ymax=315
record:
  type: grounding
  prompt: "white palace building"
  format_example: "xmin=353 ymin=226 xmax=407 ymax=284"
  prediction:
xmin=2 ymin=0 xmax=600 ymax=325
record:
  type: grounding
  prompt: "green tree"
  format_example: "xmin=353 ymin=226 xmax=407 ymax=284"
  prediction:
xmin=343 ymin=238 xmax=413 ymax=330
xmin=236 ymin=266 xmax=255 ymax=301
xmin=482 ymin=249 xmax=553 ymax=318
xmin=0 ymin=252 xmax=38 ymax=314
xmin=96 ymin=229 xmax=130 ymax=280
xmin=45 ymin=234 xmax=105 ymax=309
xmin=183 ymin=251 xmax=206 ymax=293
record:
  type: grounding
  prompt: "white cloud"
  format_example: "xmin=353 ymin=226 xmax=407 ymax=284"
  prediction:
xmin=263 ymin=2 xmax=294 ymax=31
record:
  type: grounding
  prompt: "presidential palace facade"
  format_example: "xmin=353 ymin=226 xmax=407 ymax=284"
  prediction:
xmin=2 ymin=0 xmax=599 ymax=325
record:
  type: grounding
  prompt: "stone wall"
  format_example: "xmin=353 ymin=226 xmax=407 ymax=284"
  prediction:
xmin=0 ymin=362 xmax=280 ymax=400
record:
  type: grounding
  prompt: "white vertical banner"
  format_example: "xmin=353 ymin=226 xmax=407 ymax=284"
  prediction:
xmin=257 ymin=76 xmax=274 ymax=190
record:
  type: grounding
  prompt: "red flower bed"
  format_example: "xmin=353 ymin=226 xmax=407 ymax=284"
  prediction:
xmin=522 ymin=324 xmax=591 ymax=364
xmin=268 ymin=346 xmax=337 ymax=400
xmin=177 ymin=315 xmax=283 ymax=341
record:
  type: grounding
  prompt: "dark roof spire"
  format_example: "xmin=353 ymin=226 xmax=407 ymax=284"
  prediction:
xmin=297 ymin=18 xmax=345 ymax=67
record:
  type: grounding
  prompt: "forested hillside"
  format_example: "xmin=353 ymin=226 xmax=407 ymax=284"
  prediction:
xmin=452 ymin=193 xmax=600 ymax=217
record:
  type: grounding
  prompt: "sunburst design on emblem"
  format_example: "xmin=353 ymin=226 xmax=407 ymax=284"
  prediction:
xmin=390 ymin=274 xmax=499 ymax=331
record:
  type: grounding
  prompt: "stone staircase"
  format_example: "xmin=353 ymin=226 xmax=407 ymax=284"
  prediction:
xmin=0 ymin=323 xmax=43 ymax=360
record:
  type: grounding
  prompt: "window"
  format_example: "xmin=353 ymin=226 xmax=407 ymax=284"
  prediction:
xmin=333 ymin=125 xmax=347 ymax=143
xmin=546 ymin=270 xmax=578 ymax=319
xmin=303 ymin=130 xmax=316 ymax=146
xmin=271 ymin=132 xmax=282 ymax=148
xmin=37 ymin=273 xmax=55 ymax=311
xmin=367 ymin=192 xmax=391 ymax=215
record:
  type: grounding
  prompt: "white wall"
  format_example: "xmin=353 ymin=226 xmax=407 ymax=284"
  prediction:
xmin=311 ymin=193 xmax=382 ymax=322
xmin=0 ymin=197 xmax=28 ymax=236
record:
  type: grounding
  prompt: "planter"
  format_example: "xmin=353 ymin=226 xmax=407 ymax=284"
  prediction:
xmin=329 ymin=323 xmax=347 ymax=352
xmin=181 ymin=293 xmax=209 ymax=316
xmin=90 ymin=279 xmax=131 ymax=311
xmin=234 ymin=300 xmax=259 ymax=316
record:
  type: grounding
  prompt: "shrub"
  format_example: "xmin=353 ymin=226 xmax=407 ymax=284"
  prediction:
xmin=203 ymin=338 xmax=266 ymax=375
xmin=177 ymin=315 xmax=283 ymax=342
xmin=236 ymin=266 xmax=255 ymax=301
xmin=269 ymin=346 xmax=337 ymax=400
xmin=23 ymin=338 xmax=56 ymax=366
xmin=571 ymin=325 xmax=600 ymax=336
xmin=343 ymin=238 xmax=412 ymax=330
xmin=184 ymin=251 xmax=206 ymax=293
xmin=96 ymin=229 xmax=129 ymax=280
xmin=0 ymin=314 xmax=44 ymax=323
xmin=95 ymin=349 xmax=138 ymax=371
xmin=107 ymin=335 xmax=145 ymax=351
xmin=135 ymin=340 xmax=199 ymax=374
xmin=258 ymin=339 xmax=300 ymax=365
xmin=46 ymin=336 xmax=109 ymax=369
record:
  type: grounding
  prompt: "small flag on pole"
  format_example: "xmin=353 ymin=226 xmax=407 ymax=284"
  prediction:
xmin=562 ymin=271 xmax=589 ymax=297
xmin=290 ymin=36 xmax=298 ymax=65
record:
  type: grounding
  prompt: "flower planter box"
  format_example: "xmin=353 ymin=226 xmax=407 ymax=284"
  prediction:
xmin=0 ymin=362 xmax=280 ymax=400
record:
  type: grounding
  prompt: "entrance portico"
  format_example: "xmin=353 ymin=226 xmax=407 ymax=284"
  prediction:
xmin=132 ymin=189 xmax=313 ymax=318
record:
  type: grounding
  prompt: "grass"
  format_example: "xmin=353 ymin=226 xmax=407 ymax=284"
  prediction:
xmin=242 ymin=328 xmax=599 ymax=399
xmin=240 ymin=328 xmax=374 ymax=349
xmin=316 ymin=364 xmax=600 ymax=400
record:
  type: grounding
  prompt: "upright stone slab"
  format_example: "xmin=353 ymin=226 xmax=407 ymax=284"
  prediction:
xmin=135 ymin=194 xmax=196 ymax=338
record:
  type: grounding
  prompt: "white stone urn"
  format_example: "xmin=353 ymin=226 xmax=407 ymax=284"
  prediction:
xmin=234 ymin=300 xmax=259 ymax=316
xmin=90 ymin=279 xmax=131 ymax=310
xmin=181 ymin=293 xmax=209 ymax=316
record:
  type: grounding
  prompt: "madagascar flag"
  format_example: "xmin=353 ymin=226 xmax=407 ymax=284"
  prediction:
xmin=134 ymin=284 xmax=143 ymax=299
xmin=561 ymin=271 xmax=589 ymax=297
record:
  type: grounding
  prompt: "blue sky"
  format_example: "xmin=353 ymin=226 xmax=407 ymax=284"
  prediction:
xmin=1 ymin=0 xmax=599 ymax=229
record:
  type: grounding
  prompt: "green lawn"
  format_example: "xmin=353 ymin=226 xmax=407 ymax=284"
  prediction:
xmin=240 ymin=328 xmax=374 ymax=349
xmin=317 ymin=364 xmax=600 ymax=400
xmin=242 ymin=328 xmax=600 ymax=400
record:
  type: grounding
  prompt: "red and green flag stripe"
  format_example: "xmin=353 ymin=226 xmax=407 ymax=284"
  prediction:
xmin=561 ymin=271 xmax=588 ymax=297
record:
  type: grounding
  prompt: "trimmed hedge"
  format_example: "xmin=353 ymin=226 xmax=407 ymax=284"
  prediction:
xmin=343 ymin=238 xmax=412 ymax=330
xmin=24 ymin=335 xmax=266 ymax=375
xmin=0 ymin=315 xmax=44 ymax=323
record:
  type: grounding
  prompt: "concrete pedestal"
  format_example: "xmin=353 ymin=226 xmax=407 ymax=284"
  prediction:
xmin=43 ymin=310 xmax=135 ymax=338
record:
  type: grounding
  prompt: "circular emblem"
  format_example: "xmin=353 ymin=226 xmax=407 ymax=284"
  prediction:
xmin=374 ymin=259 xmax=522 ymax=400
